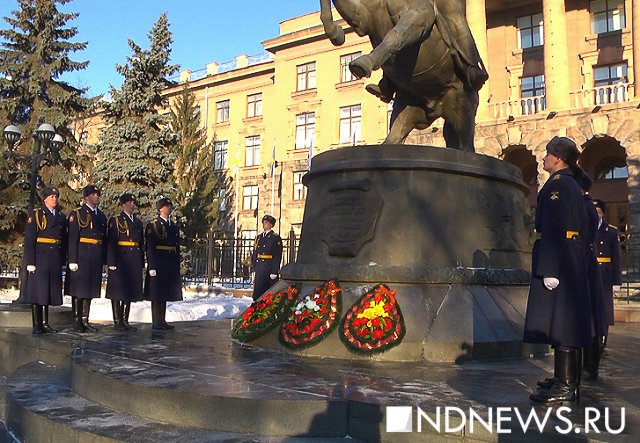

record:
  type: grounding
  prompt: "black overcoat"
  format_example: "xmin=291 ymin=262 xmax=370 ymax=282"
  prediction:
xmin=67 ymin=204 xmax=108 ymax=299
xmin=523 ymin=169 xmax=593 ymax=348
xmin=106 ymin=212 xmax=145 ymax=302
xmin=594 ymin=222 xmax=622 ymax=326
xmin=22 ymin=206 xmax=66 ymax=306
xmin=583 ymin=195 xmax=607 ymax=338
xmin=251 ymin=230 xmax=283 ymax=300
xmin=144 ymin=217 xmax=182 ymax=302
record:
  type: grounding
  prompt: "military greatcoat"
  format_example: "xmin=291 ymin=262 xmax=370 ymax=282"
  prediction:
xmin=67 ymin=204 xmax=108 ymax=299
xmin=106 ymin=212 xmax=145 ymax=302
xmin=251 ymin=230 xmax=283 ymax=300
xmin=22 ymin=206 xmax=67 ymax=306
xmin=144 ymin=217 xmax=182 ymax=302
xmin=594 ymin=222 xmax=622 ymax=326
xmin=523 ymin=169 xmax=593 ymax=349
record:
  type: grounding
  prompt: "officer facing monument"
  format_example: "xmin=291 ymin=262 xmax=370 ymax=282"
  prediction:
xmin=22 ymin=187 xmax=67 ymax=334
xmin=67 ymin=184 xmax=108 ymax=332
xmin=144 ymin=197 xmax=182 ymax=330
xmin=106 ymin=193 xmax=144 ymax=331
xmin=251 ymin=215 xmax=283 ymax=300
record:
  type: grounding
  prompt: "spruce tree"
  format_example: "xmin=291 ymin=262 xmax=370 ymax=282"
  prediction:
xmin=170 ymin=83 xmax=222 ymax=239
xmin=0 ymin=0 xmax=92 ymax=268
xmin=92 ymin=13 xmax=178 ymax=220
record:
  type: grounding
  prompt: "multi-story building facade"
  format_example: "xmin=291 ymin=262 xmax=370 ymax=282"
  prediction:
xmin=164 ymin=1 xmax=639 ymax=252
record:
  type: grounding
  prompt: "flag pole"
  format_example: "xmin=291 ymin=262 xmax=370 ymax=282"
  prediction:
xmin=232 ymin=165 xmax=239 ymax=279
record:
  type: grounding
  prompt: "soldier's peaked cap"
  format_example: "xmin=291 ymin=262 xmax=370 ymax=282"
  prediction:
xmin=262 ymin=215 xmax=276 ymax=225
xmin=82 ymin=184 xmax=100 ymax=197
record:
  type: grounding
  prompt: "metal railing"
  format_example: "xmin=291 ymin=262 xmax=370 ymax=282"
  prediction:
xmin=490 ymin=95 xmax=546 ymax=119
xmin=570 ymin=83 xmax=633 ymax=108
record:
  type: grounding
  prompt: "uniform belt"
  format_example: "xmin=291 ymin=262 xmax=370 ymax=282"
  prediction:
xmin=566 ymin=231 xmax=579 ymax=240
xmin=156 ymin=245 xmax=176 ymax=251
xmin=257 ymin=254 xmax=273 ymax=259
xmin=36 ymin=237 xmax=61 ymax=245
xmin=597 ymin=257 xmax=612 ymax=263
xmin=80 ymin=237 xmax=102 ymax=245
xmin=117 ymin=241 xmax=139 ymax=247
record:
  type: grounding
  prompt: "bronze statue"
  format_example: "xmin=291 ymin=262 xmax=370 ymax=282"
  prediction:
xmin=320 ymin=0 xmax=488 ymax=152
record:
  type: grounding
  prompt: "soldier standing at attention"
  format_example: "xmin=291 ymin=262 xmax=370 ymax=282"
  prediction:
xmin=106 ymin=193 xmax=144 ymax=331
xmin=251 ymin=215 xmax=283 ymax=300
xmin=145 ymin=198 xmax=182 ymax=330
xmin=22 ymin=187 xmax=67 ymax=334
xmin=524 ymin=137 xmax=592 ymax=404
xmin=593 ymin=199 xmax=622 ymax=352
xmin=67 ymin=185 xmax=108 ymax=332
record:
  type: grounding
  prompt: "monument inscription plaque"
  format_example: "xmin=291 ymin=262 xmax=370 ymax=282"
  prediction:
xmin=323 ymin=179 xmax=383 ymax=257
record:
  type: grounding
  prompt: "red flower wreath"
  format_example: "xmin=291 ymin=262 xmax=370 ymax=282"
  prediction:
xmin=340 ymin=284 xmax=405 ymax=353
xmin=279 ymin=279 xmax=342 ymax=348
xmin=231 ymin=283 xmax=301 ymax=341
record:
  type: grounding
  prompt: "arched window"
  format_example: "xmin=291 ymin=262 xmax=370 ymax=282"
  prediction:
xmin=596 ymin=158 xmax=628 ymax=180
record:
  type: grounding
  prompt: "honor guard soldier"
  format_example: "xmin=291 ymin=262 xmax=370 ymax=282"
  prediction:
xmin=106 ymin=193 xmax=144 ymax=331
xmin=22 ymin=187 xmax=67 ymax=334
xmin=524 ymin=137 xmax=593 ymax=404
xmin=593 ymin=199 xmax=622 ymax=351
xmin=144 ymin=197 xmax=182 ymax=330
xmin=67 ymin=184 xmax=108 ymax=332
xmin=251 ymin=215 xmax=283 ymax=300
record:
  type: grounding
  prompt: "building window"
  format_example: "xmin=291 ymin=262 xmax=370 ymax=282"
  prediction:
xmin=516 ymin=13 xmax=543 ymax=49
xmin=293 ymin=171 xmax=307 ymax=201
xmin=213 ymin=140 xmax=228 ymax=170
xmin=340 ymin=52 xmax=361 ymax=83
xmin=594 ymin=63 xmax=628 ymax=104
xmin=216 ymin=100 xmax=230 ymax=123
xmin=218 ymin=187 xmax=227 ymax=212
xmin=295 ymin=112 xmax=315 ymax=149
xmin=596 ymin=159 xmax=629 ymax=180
xmin=520 ymin=75 xmax=546 ymax=114
xmin=247 ymin=93 xmax=262 ymax=118
xmin=591 ymin=0 xmax=626 ymax=34
xmin=242 ymin=185 xmax=259 ymax=210
xmin=245 ymin=136 xmax=261 ymax=167
xmin=339 ymin=104 xmax=362 ymax=144
xmin=297 ymin=62 xmax=316 ymax=91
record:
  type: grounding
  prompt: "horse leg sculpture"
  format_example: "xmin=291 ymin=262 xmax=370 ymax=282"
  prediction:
xmin=442 ymin=85 xmax=478 ymax=151
xmin=385 ymin=94 xmax=434 ymax=144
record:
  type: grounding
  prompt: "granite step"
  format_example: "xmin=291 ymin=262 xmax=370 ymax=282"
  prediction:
xmin=5 ymin=362 xmax=354 ymax=443
xmin=69 ymin=349 xmax=350 ymax=438
xmin=0 ymin=304 xmax=72 ymax=329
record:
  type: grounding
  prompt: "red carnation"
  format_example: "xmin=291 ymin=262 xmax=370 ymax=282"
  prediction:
xmin=371 ymin=317 xmax=381 ymax=327
xmin=384 ymin=303 xmax=393 ymax=313
xmin=384 ymin=317 xmax=393 ymax=330
xmin=374 ymin=293 xmax=385 ymax=303
xmin=372 ymin=329 xmax=385 ymax=340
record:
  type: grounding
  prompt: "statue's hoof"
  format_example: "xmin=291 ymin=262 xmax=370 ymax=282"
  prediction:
xmin=349 ymin=58 xmax=373 ymax=79
xmin=365 ymin=84 xmax=392 ymax=103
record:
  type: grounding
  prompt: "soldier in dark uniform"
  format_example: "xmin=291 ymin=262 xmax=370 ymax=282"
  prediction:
xmin=67 ymin=184 xmax=108 ymax=332
xmin=593 ymin=199 xmax=622 ymax=351
xmin=106 ymin=193 xmax=144 ymax=331
xmin=22 ymin=187 xmax=67 ymax=334
xmin=524 ymin=137 xmax=593 ymax=404
xmin=251 ymin=215 xmax=283 ymax=300
xmin=144 ymin=198 xmax=182 ymax=330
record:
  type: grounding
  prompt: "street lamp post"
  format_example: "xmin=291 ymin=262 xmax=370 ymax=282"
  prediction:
xmin=3 ymin=123 xmax=64 ymax=304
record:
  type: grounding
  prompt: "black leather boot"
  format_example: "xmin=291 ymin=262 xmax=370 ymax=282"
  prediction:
xmin=32 ymin=304 xmax=45 ymax=335
xmin=122 ymin=302 xmax=137 ymax=331
xmin=82 ymin=298 xmax=99 ymax=331
xmin=530 ymin=348 xmax=580 ymax=404
xmin=537 ymin=348 xmax=561 ymax=390
xmin=73 ymin=297 xmax=86 ymax=332
xmin=151 ymin=301 xmax=164 ymax=330
xmin=160 ymin=301 xmax=174 ymax=330
xmin=583 ymin=337 xmax=600 ymax=381
xmin=111 ymin=300 xmax=127 ymax=331
xmin=41 ymin=305 xmax=58 ymax=333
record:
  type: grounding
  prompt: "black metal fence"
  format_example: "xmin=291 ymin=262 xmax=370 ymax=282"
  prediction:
xmin=617 ymin=248 xmax=640 ymax=302
xmin=183 ymin=234 xmax=298 ymax=288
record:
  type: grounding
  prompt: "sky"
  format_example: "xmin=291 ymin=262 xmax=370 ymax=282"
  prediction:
xmin=0 ymin=0 xmax=320 ymax=97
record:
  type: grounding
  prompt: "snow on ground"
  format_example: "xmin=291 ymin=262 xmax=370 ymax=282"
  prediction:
xmin=0 ymin=287 xmax=252 ymax=324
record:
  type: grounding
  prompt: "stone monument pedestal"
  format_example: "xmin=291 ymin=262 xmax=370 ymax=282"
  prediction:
xmin=249 ymin=145 xmax=545 ymax=362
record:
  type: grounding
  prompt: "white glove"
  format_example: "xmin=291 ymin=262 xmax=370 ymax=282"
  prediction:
xmin=613 ymin=285 xmax=621 ymax=292
xmin=149 ymin=269 xmax=157 ymax=277
xmin=543 ymin=277 xmax=560 ymax=290
xmin=69 ymin=263 xmax=78 ymax=272
xmin=27 ymin=265 xmax=36 ymax=273
xmin=270 ymin=274 xmax=277 ymax=280
xmin=108 ymin=266 xmax=117 ymax=271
